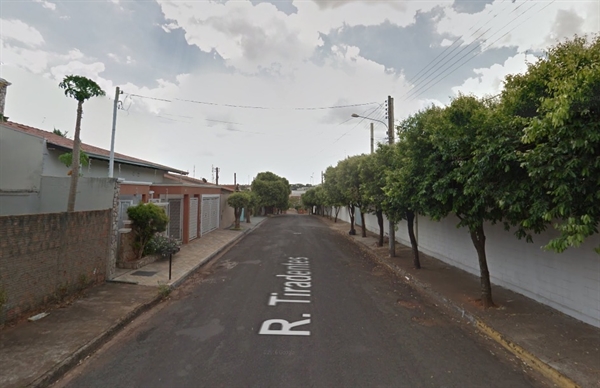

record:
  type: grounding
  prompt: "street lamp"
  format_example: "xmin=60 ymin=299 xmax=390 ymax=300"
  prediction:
xmin=351 ymin=113 xmax=388 ymax=129
xmin=351 ymin=113 xmax=388 ymax=154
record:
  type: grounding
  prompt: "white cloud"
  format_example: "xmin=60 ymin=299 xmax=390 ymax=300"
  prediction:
xmin=107 ymin=52 xmax=134 ymax=64
xmin=440 ymin=38 xmax=454 ymax=47
xmin=436 ymin=0 xmax=599 ymax=54
xmin=158 ymin=0 xmax=442 ymax=74
xmin=451 ymin=53 xmax=528 ymax=97
xmin=4 ymin=0 xmax=597 ymax=183
xmin=33 ymin=0 xmax=56 ymax=11
xmin=0 ymin=41 xmax=49 ymax=73
xmin=0 ymin=19 xmax=45 ymax=47
xmin=48 ymin=61 xmax=114 ymax=93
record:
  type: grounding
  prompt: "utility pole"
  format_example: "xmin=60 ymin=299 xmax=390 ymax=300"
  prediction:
xmin=108 ymin=86 xmax=121 ymax=178
xmin=387 ymin=95 xmax=396 ymax=257
xmin=370 ymin=122 xmax=374 ymax=154
xmin=234 ymin=173 xmax=237 ymax=186
xmin=215 ymin=167 xmax=220 ymax=185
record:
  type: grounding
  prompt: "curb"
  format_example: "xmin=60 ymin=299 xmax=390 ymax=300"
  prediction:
xmin=32 ymin=294 xmax=162 ymax=388
xmin=32 ymin=218 xmax=268 ymax=388
xmin=170 ymin=218 xmax=267 ymax=289
xmin=320 ymin=216 xmax=579 ymax=388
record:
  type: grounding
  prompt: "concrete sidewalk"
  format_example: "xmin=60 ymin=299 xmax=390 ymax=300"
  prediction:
xmin=0 ymin=217 xmax=266 ymax=388
xmin=320 ymin=216 xmax=599 ymax=388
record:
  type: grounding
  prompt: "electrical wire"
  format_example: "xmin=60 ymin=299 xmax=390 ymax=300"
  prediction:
xmin=404 ymin=0 xmax=549 ymax=102
xmin=128 ymin=93 xmax=379 ymax=111
xmin=409 ymin=0 xmax=514 ymax=88
xmin=404 ymin=0 xmax=538 ymax=101
xmin=406 ymin=0 xmax=555 ymax=102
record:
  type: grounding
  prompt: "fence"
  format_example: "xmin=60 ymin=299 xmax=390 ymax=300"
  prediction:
xmin=0 ymin=210 xmax=112 ymax=325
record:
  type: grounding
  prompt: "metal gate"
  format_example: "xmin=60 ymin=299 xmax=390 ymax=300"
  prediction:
xmin=201 ymin=195 xmax=220 ymax=236
xmin=189 ymin=197 xmax=199 ymax=241
xmin=168 ymin=198 xmax=183 ymax=240
xmin=118 ymin=200 xmax=133 ymax=229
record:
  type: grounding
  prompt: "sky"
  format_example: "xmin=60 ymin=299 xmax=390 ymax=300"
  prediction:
xmin=1 ymin=0 xmax=598 ymax=185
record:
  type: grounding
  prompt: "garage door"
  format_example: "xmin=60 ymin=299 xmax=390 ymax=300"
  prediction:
xmin=189 ymin=197 xmax=199 ymax=241
xmin=201 ymin=195 xmax=220 ymax=236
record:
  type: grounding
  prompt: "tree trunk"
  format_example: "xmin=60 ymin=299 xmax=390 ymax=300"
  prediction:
xmin=360 ymin=210 xmax=366 ymax=237
xmin=470 ymin=223 xmax=495 ymax=308
xmin=406 ymin=210 xmax=421 ymax=269
xmin=348 ymin=205 xmax=356 ymax=235
xmin=234 ymin=208 xmax=241 ymax=229
xmin=245 ymin=207 xmax=251 ymax=223
xmin=67 ymin=100 xmax=84 ymax=212
xmin=376 ymin=209 xmax=384 ymax=247
xmin=334 ymin=206 xmax=340 ymax=223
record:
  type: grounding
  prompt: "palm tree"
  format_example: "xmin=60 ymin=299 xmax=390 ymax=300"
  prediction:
xmin=59 ymin=75 xmax=105 ymax=212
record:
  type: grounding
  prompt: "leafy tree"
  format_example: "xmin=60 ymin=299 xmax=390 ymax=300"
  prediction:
xmin=59 ymin=75 xmax=105 ymax=212
xmin=53 ymin=128 xmax=68 ymax=137
xmin=245 ymin=191 xmax=257 ymax=223
xmin=419 ymin=95 xmax=547 ymax=307
xmin=336 ymin=155 xmax=366 ymax=235
xmin=359 ymin=151 xmax=388 ymax=246
xmin=502 ymin=35 xmax=600 ymax=253
xmin=228 ymin=191 xmax=251 ymax=229
xmin=384 ymin=108 xmax=444 ymax=268
xmin=323 ymin=165 xmax=346 ymax=222
xmin=127 ymin=203 xmax=169 ymax=259
xmin=301 ymin=186 xmax=328 ymax=215
xmin=58 ymin=151 xmax=90 ymax=175
xmin=251 ymin=171 xmax=291 ymax=215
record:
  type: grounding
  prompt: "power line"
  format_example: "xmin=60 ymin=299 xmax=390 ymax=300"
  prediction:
xmin=409 ymin=0 xmax=514 ymax=89
xmin=404 ymin=0 xmax=537 ymax=101
xmin=404 ymin=0 xmax=548 ymax=102
xmin=128 ymin=93 xmax=379 ymax=111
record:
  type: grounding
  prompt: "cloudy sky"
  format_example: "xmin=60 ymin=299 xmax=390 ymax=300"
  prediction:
xmin=1 ymin=0 xmax=598 ymax=184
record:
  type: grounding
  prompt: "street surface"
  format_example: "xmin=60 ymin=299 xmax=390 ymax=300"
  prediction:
xmin=56 ymin=215 xmax=543 ymax=388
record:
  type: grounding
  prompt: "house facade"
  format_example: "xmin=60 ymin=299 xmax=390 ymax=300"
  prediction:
xmin=0 ymin=121 xmax=234 ymax=244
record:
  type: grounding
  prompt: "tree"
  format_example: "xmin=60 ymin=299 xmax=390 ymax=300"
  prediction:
xmin=384 ymin=108 xmax=444 ymax=269
xmin=301 ymin=187 xmax=324 ymax=215
xmin=228 ymin=192 xmax=251 ymax=229
xmin=53 ymin=128 xmax=68 ymax=137
xmin=359 ymin=151 xmax=388 ymax=246
xmin=251 ymin=171 xmax=291 ymax=215
xmin=417 ymin=95 xmax=547 ymax=308
xmin=245 ymin=191 xmax=257 ymax=223
xmin=335 ymin=155 xmax=366 ymax=236
xmin=58 ymin=150 xmax=90 ymax=175
xmin=127 ymin=203 xmax=169 ymax=259
xmin=59 ymin=75 xmax=105 ymax=212
xmin=322 ymin=165 xmax=346 ymax=222
xmin=502 ymin=35 xmax=600 ymax=253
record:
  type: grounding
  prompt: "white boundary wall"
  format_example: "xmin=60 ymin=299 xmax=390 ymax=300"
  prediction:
xmin=334 ymin=207 xmax=600 ymax=328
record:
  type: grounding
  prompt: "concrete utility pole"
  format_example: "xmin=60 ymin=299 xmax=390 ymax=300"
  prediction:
xmin=215 ymin=167 xmax=220 ymax=185
xmin=387 ymin=95 xmax=396 ymax=257
xmin=370 ymin=122 xmax=374 ymax=154
xmin=108 ymin=86 xmax=121 ymax=178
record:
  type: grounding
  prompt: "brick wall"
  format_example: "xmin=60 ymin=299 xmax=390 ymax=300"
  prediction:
xmin=0 ymin=210 xmax=111 ymax=325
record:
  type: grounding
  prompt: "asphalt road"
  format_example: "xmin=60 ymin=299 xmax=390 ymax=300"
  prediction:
xmin=56 ymin=215 xmax=542 ymax=388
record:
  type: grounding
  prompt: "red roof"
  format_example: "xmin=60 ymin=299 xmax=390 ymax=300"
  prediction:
xmin=163 ymin=173 xmax=235 ymax=192
xmin=2 ymin=121 xmax=187 ymax=174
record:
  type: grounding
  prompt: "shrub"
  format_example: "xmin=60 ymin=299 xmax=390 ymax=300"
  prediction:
xmin=145 ymin=235 xmax=181 ymax=257
xmin=127 ymin=203 xmax=169 ymax=259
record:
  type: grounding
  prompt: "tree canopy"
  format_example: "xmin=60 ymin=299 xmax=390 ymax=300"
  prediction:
xmin=310 ymin=35 xmax=600 ymax=308
xmin=251 ymin=171 xmax=291 ymax=214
